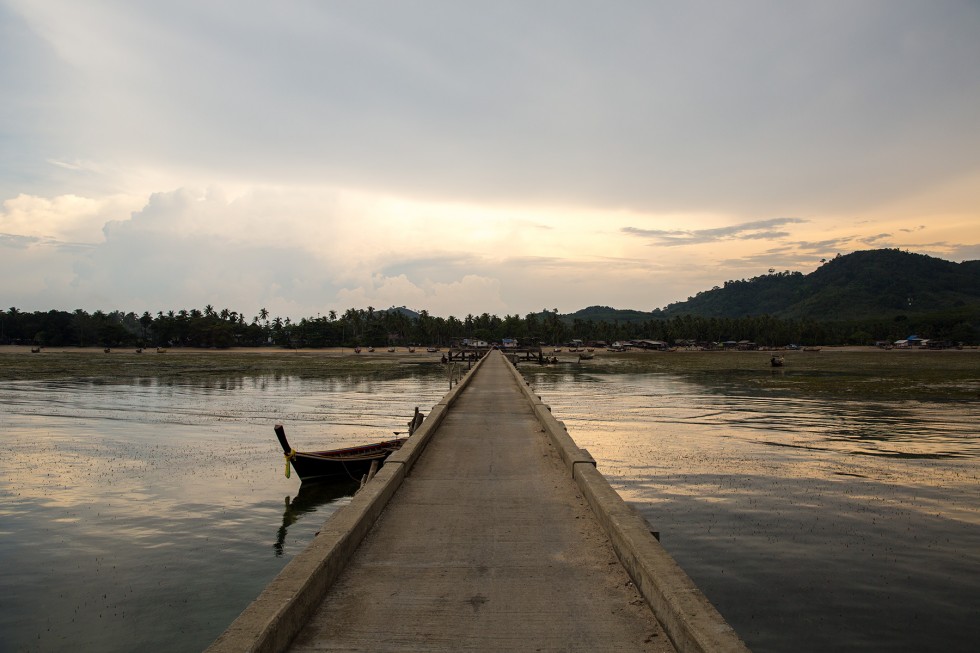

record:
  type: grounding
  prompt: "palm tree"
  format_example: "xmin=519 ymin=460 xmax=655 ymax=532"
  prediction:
xmin=139 ymin=311 xmax=153 ymax=341
xmin=73 ymin=309 xmax=87 ymax=346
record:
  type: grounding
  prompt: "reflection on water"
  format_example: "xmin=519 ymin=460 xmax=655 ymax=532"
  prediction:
xmin=274 ymin=481 xmax=359 ymax=557
xmin=526 ymin=368 xmax=980 ymax=653
xmin=3 ymin=363 xmax=977 ymax=652
xmin=0 ymin=370 xmax=447 ymax=653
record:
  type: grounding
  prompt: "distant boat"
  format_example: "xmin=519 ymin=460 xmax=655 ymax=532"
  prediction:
xmin=275 ymin=425 xmax=407 ymax=483
xmin=408 ymin=347 xmax=416 ymax=353
xmin=770 ymin=355 xmax=784 ymax=367
xmin=802 ymin=347 xmax=822 ymax=352
xmin=578 ymin=353 xmax=594 ymax=361
xmin=387 ymin=347 xmax=395 ymax=352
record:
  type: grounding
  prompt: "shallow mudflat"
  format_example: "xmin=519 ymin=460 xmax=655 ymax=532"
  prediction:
xmin=554 ymin=346 xmax=980 ymax=400
xmin=0 ymin=346 xmax=447 ymax=381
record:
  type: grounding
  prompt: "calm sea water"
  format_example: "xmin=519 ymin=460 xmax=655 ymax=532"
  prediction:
xmin=525 ymin=368 xmax=980 ymax=653
xmin=1 ymin=365 xmax=978 ymax=652
xmin=0 ymin=370 xmax=450 ymax=653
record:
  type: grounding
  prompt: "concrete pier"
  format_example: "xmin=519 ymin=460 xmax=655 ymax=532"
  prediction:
xmin=207 ymin=350 xmax=748 ymax=653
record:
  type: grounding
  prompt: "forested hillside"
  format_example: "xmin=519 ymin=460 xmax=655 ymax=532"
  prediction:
xmin=650 ymin=249 xmax=980 ymax=319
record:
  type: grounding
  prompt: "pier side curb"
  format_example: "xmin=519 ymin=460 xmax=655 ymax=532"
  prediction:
xmin=503 ymin=355 xmax=751 ymax=653
xmin=205 ymin=352 xmax=491 ymax=653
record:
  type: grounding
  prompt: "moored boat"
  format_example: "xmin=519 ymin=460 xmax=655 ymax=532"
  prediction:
xmin=275 ymin=424 xmax=407 ymax=483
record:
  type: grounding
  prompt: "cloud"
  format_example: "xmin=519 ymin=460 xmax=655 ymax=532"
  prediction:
xmin=3 ymin=0 xmax=979 ymax=317
xmin=337 ymin=274 xmax=508 ymax=318
xmin=0 ymin=185 xmax=666 ymax=316
xmin=947 ymin=243 xmax=980 ymax=262
xmin=3 ymin=178 xmax=976 ymax=319
xmin=622 ymin=218 xmax=806 ymax=246
xmin=5 ymin=2 xmax=980 ymax=215
xmin=1 ymin=193 xmax=135 ymax=243
xmin=791 ymin=238 xmax=855 ymax=253
xmin=0 ymin=233 xmax=41 ymax=248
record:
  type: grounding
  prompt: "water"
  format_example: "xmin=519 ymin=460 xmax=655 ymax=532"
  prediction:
xmin=2 ymin=366 xmax=978 ymax=652
xmin=0 ymin=371 xmax=449 ymax=653
xmin=525 ymin=369 xmax=980 ymax=653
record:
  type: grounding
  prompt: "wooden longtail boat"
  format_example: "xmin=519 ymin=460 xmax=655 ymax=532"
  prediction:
xmin=275 ymin=424 xmax=407 ymax=483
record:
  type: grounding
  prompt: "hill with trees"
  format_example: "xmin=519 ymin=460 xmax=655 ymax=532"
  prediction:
xmin=651 ymin=249 xmax=980 ymax=320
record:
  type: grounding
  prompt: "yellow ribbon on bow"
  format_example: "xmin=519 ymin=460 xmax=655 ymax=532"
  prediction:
xmin=284 ymin=449 xmax=296 ymax=478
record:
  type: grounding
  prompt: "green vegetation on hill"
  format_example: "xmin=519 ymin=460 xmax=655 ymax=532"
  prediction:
xmin=651 ymin=249 xmax=980 ymax=320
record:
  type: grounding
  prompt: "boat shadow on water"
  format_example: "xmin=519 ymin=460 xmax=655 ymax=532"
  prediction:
xmin=274 ymin=479 xmax=360 ymax=557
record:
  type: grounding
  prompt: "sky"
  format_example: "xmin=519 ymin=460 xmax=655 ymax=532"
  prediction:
xmin=2 ymin=1 xmax=979 ymax=321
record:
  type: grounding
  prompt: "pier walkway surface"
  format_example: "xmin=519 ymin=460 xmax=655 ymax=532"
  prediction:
xmin=208 ymin=351 xmax=748 ymax=653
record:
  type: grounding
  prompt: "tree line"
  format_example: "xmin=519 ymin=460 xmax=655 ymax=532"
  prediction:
xmin=1 ymin=304 xmax=976 ymax=349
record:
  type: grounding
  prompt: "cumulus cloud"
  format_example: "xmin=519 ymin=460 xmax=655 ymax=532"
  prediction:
xmin=1 ymin=193 xmax=135 ymax=242
xmin=0 ymin=185 xmax=658 ymax=315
